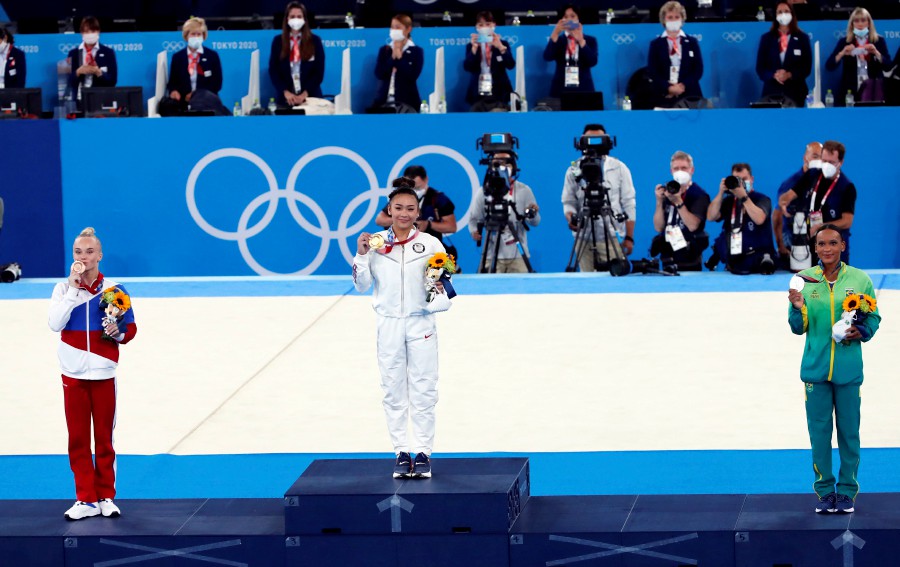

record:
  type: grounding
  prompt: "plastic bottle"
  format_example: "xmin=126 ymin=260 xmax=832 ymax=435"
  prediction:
xmin=526 ymin=10 xmax=535 ymax=20
xmin=419 ymin=99 xmax=430 ymax=114
xmin=233 ymin=102 xmax=241 ymax=116
xmin=845 ymin=89 xmax=854 ymax=107
xmin=268 ymin=98 xmax=277 ymax=114
xmin=252 ymin=98 xmax=261 ymax=111
xmin=345 ymin=12 xmax=355 ymax=29
xmin=606 ymin=9 xmax=614 ymax=24
xmin=756 ymin=6 xmax=765 ymax=21
xmin=442 ymin=11 xmax=451 ymax=23
xmin=622 ymin=96 xmax=632 ymax=111
xmin=805 ymin=93 xmax=814 ymax=108
xmin=437 ymin=97 xmax=447 ymax=114
xmin=512 ymin=16 xmax=521 ymax=26
xmin=824 ymin=89 xmax=834 ymax=107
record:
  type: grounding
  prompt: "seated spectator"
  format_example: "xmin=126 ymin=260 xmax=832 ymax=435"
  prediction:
xmin=0 ymin=27 xmax=26 ymax=89
xmin=464 ymin=11 xmax=515 ymax=112
xmin=372 ymin=14 xmax=423 ymax=113
xmin=269 ymin=2 xmax=324 ymax=107
xmin=651 ymin=150 xmax=710 ymax=271
xmin=160 ymin=17 xmax=229 ymax=116
xmin=773 ymin=141 xmax=821 ymax=267
xmin=647 ymin=1 xmax=703 ymax=108
xmin=778 ymin=140 xmax=856 ymax=264
xmin=67 ymin=16 xmax=118 ymax=103
xmin=542 ymin=4 xmax=597 ymax=98
xmin=707 ymin=163 xmax=776 ymax=275
xmin=755 ymin=2 xmax=812 ymax=107
xmin=825 ymin=7 xmax=892 ymax=104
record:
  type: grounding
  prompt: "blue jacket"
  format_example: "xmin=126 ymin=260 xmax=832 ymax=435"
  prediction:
xmin=463 ymin=40 xmax=515 ymax=105
xmin=3 ymin=45 xmax=26 ymax=88
xmin=373 ymin=42 xmax=423 ymax=109
xmin=167 ymin=47 xmax=223 ymax=97
xmin=542 ymin=34 xmax=597 ymax=97
xmin=268 ymin=33 xmax=324 ymax=103
xmin=756 ymin=29 xmax=812 ymax=104
xmin=67 ymin=44 xmax=118 ymax=93
xmin=647 ymin=33 xmax=703 ymax=99
xmin=825 ymin=36 xmax=892 ymax=103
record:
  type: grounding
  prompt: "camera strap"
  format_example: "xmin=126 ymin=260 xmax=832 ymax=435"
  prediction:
xmin=729 ymin=199 xmax=744 ymax=255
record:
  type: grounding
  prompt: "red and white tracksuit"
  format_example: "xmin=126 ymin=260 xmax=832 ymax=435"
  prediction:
xmin=48 ymin=275 xmax=136 ymax=502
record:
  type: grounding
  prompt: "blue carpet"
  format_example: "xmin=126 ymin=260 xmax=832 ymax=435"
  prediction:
xmin=3 ymin=449 xmax=900 ymax=499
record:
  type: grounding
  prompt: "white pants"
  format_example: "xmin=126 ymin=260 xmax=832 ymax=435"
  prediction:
xmin=376 ymin=314 xmax=439 ymax=455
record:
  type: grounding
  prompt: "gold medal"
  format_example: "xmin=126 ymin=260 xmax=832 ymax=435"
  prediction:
xmin=71 ymin=261 xmax=85 ymax=274
xmin=368 ymin=234 xmax=385 ymax=250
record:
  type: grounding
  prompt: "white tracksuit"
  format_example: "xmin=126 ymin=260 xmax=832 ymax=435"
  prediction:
xmin=352 ymin=228 xmax=451 ymax=455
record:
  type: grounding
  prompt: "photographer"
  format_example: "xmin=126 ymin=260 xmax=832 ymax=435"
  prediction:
xmin=707 ymin=163 xmax=776 ymax=275
xmin=778 ymin=140 xmax=856 ymax=264
xmin=468 ymin=151 xmax=541 ymax=273
xmin=774 ymin=142 xmax=822 ymax=265
xmin=651 ymin=150 xmax=710 ymax=271
xmin=562 ymin=123 xmax=636 ymax=272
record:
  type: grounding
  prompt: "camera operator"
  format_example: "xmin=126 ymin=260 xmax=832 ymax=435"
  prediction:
xmin=778 ymin=140 xmax=856 ymax=264
xmin=651 ymin=150 xmax=710 ymax=271
xmin=773 ymin=142 xmax=822 ymax=266
xmin=707 ymin=163 xmax=776 ymax=274
xmin=468 ymin=151 xmax=541 ymax=273
xmin=562 ymin=123 xmax=636 ymax=272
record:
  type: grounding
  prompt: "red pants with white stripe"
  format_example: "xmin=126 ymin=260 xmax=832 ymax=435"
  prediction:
xmin=62 ymin=375 xmax=117 ymax=502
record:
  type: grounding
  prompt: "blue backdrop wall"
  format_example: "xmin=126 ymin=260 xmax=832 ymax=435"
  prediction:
xmin=12 ymin=20 xmax=900 ymax=114
xmin=0 ymin=108 xmax=880 ymax=277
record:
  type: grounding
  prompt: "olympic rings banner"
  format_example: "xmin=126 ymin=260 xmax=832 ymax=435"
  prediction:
xmin=52 ymin=109 xmax=900 ymax=277
xmin=14 ymin=20 xmax=900 ymax=114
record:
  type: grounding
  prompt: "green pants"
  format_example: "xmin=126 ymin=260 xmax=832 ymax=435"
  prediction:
xmin=804 ymin=381 xmax=861 ymax=499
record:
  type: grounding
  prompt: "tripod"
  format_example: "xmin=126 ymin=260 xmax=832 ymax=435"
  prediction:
xmin=565 ymin=180 xmax=626 ymax=272
xmin=477 ymin=196 xmax=535 ymax=274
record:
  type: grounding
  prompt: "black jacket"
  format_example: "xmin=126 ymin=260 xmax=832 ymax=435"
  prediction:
xmin=463 ymin=40 xmax=516 ymax=105
xmin=542 ymin=34 xmax=597 ymax=97
xmin=167 ymin=47 xmax=223 ymax=97
xmin=756 ymin=30 xmax=812 ymax=105
xmin=373 ymin=43 xmax=423 ymax=109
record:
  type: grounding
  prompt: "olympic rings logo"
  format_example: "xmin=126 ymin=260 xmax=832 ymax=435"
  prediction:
xmin=59 ymin=43 xmax=79 ymax=54
xmin=504 ymin=35 xmax=519 ymax=46
xmin=186 ymin=146 xmax=481 ymax=275
xmin=722 ymin=31 xmax=746 ymax=43
xmin=162 ymin=41 xmax=186 ymax=52
xmin=611 ymin=33 xmax=636 ymax=45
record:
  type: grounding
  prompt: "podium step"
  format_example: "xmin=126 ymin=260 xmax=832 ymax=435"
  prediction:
xmin=284 ymin=457 xmax=530 ymax=535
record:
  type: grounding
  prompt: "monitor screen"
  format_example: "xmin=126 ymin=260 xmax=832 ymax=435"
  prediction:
xmin=82 ymin=87 xmax=144 ymax=118
xmin=0 ymin=88 xmax=42 ymax=118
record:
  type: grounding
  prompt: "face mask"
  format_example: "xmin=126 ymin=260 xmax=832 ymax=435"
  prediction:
xmin=414 ymin=187 xmax=427 ymax=199
xmin=665 ymin=20 xmax=682 ymax=33
xmin=807 ymin=159 xmax=823 ymax=170
xmin=776 ymin=13 xmax=792 ymax=26
xmin=743 ymin=180 xmax=753 ymax=192
xmin=672 ymin=170 xmax=691 ymax=186
xmin=821 ymin=163 xmax=838 ymax=179
xmin=389 ymin=29 xmax=406 ymax=42
xmin=188 ymin=37 xmax=203 ymax=50
xmin=853 ymin=27 xmax=869 ymax=38
xmin=82 ymin=32 xmax=99 ymax=45
xmin=0 ymin=41 xmax=7 ymax=54
xmin=288 ymin=18 xmax=305 ymax=31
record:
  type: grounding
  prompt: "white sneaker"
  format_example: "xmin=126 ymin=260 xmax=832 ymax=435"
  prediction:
xmin=98 ymin=498 xmax=121 ymax=518
xmin=64 ymin=501 xmax=100 ymax=521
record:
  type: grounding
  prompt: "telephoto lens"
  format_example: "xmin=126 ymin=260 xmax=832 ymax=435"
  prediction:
xmin=724 ymin=175 xmax=741 ymax=192
xmin=665 ymin=180 xmax=681 ymax=194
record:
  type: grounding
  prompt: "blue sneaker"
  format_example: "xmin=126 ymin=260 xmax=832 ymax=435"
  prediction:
xmin=815 ymin=492 xmax=837 ymax=513
xmin=393 ymin=452 xmax=412 ymax=479
xmin=412 ymin=453 xmax=431 ymax=478
xmin=835 ymin=494 xmax=855 ymax=513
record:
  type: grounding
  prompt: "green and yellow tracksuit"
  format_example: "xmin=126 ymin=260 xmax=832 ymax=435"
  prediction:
xmin=788 ymin=262 xmax=881 ymax=500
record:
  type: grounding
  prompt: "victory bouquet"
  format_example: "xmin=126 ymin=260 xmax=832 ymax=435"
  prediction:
xmin=425 ymin=252 xmax=457 ymax=303
xmin=99 ymin=286 xmax=131 ymax=340
xmin=832 ymin=293 xmax=877 ymax=344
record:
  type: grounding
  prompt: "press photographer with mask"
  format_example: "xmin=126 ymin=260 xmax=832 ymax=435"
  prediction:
xmin=561 ymin=124 xmax=636 ymax=272
xmin=778 ymin=140 xmax=856 ymax=264
xmin=651 ymin=150 xmax=710 ymax=270
xmin=707 ymin=163 xmax=776 ymax=274
xmin=774 ymin=141 xmax=821 ymax=265
xmin=469 ymin=150 xmax=541 ymax=273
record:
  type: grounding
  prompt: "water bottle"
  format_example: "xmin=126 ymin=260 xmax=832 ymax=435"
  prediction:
xmin=233 ymin=102 xmax=241 ymax=116
xmin=606 ymin=9 xmax=614 ymax=24
xmin=805 ymin=93 xmax=814 ymax=108
xmin=512 ymin=16 xmax=521 ymax=26
xmin=268 ymin=98 xmax=277 ymax=114
xmin=824 ymin=89 xmax=834 ymax=107
xmin=252 ymin=98 xmax=261 ymax=111
xmin=419 ymin=99 xmax=430 ymax=114
xmin=437 ymin=97 xmax=447 ymax=114
xmin=526 ymin=10 xmax=535 ymax=20
xmin=345 ymin=12 xmax=355 ymax=29
xmin=756 ymin=6 xmax=765 ymax=21
xmin=845 ymin=89 xmax=854 ymax=107
xmin=442 ymin=11 xmax=451 ymax=23
xmin=622 ymin=96 xmax=632 ymax=111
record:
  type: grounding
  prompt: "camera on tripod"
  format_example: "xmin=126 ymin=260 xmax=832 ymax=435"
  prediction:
xmin=574 ymin=134 xmax=615 ymax=184
xmin=476 ymin=133 xmax=519 ymax=201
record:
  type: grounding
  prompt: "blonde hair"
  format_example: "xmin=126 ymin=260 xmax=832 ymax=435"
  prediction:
xmin=846 ymin=7 xmax=878 ymax=43
xmin=670 ymin=150 xmax=694 ymax=169
xmin=659 ymin=1 xmax=687 ymax=25
xmin=75 ymin=226 xmax=102 ymax=249
xmin=182 ymin=17 xmax=208 ymax=41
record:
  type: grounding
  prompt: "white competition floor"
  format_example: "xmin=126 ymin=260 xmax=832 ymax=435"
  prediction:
xmin=3 ymin=272 xmax=899 ymax=458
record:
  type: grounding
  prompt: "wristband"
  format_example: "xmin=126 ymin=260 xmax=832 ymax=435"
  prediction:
xmin=623 ymin=235 xmax=634 ymax=243
xmin=738 ymin=196 xmax=749 ymax=204
xmin=675 ymin=202 xmax=685 ymax=210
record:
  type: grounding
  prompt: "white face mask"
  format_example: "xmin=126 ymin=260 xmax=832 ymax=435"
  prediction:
xmin=188 ymin=36 xmax=203 ymax=50
xmin=672 ymin=170 xmax=691 ymax=186
xmin=665 ymin=20 xmax=682 ymax=33
xmin=776 ymin=13 xmax=792 ymax=26
xmin=389 ymin=29 xmax=406 ymax=42
xmin=821 ymin=162 xmax=838 ymax=179
xmin=82 ymin=32 xmax=99 ymax=45
xmin=288 ymin=18 xmax=305 ymax=31
xmin=414 ymin=187 xmax=427 ymax=199
xmin=807 ymin=159 xmax=823 ymax=170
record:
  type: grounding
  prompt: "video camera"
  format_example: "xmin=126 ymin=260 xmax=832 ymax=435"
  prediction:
xmin=573 ymin=134 xmax=615 ymax=185
xmin=477 ymin=133 xmax=519 ymax=201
